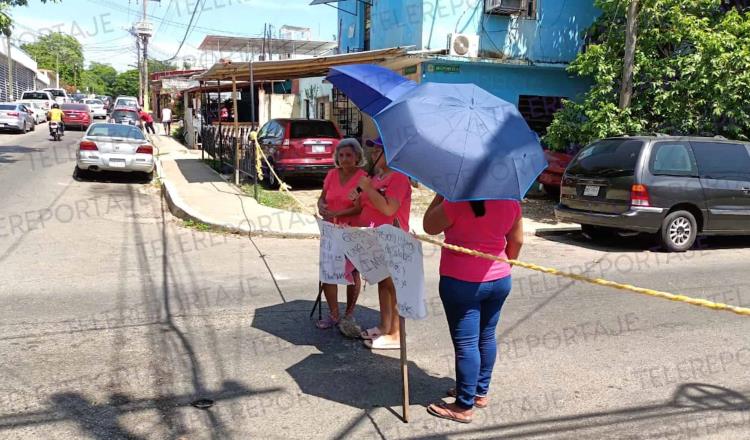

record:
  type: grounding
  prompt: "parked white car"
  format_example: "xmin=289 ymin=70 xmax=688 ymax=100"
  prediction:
xmin=113 ymin=96 xmax=139 ymax=109
xmin=20 ymin=90 xmax=55 ymax=111
xmin=17 ymin=101 xmax=47 ymax=124
xmin=76 ymin=123 xmax=154 ymax=178
xmin=84 ymin=99 xmax=107 ymax=119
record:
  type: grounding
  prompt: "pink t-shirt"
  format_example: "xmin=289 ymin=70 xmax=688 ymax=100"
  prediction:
xmin=359 ymin=171 xmax=412 ymax=231
xmin=440 ymin=200 xmax=522 ymax=282
xmin=323 ymin=168 xmax=367 ymax=226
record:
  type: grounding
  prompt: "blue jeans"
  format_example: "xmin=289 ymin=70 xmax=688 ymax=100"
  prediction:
xmin=439 ymin=275 xmax=512 ymax=409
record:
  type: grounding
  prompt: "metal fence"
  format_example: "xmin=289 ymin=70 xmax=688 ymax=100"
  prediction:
xmin=200 ymin=125 xmax=259 ymax=182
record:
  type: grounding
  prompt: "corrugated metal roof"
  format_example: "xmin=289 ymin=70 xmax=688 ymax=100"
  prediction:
xmin=198 ymin=35 xmax=337 ymax=56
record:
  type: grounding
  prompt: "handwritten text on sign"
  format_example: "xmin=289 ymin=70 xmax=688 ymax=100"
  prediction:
xmin=318 ymin=221 xmax=427 ymax=320
xmin=317 ymin=220 xmax=351 ymax=285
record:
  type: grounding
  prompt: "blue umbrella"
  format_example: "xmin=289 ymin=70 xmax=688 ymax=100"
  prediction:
xmin=325 ymin=64 xmax=416 ymax=116
xmin=374 ymin=82 xmax=547 ymax=201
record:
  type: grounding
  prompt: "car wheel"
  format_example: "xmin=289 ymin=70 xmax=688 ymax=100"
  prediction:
xmin=31 ymin=122 xmax=35 ymax=131
xmin=581 ymin=224 xmax=616 ymax=241
xmin=542 ymin=184 xmax=560 ymax=199
xmin=73 ymin=167 xmax=89 ymax=181
xmin=658 ymin=210 xmax=697 ymax=252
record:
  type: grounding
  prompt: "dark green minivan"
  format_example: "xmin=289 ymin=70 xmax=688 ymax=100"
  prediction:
xmin=555 ymin=136 xmax=750 ymax=252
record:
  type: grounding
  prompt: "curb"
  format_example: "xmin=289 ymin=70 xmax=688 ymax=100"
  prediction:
xmin=154 ymin=151 xmax=322 ymax=240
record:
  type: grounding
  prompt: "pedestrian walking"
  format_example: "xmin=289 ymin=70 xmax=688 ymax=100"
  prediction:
xmin=357 ymin=137 xmax=412 ymax=350
xmin=139 ymin=109 xmax=155 ymax=134
xmin=161 ymin=106 xmax=172 ymax=135
xmin=422 ymin=195 xmax=524 ymax=423
xmin=316 ymin=138 xmax=367 ymax=334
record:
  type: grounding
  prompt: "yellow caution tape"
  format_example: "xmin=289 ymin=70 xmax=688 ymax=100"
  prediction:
xmin=244 ymin=150 xmax=749 ymax=318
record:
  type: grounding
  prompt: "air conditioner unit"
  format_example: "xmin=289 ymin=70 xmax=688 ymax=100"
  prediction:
xmin=485 ymin=0 xmax=527 ymax=15
xmin=448 ymin=33 xmax=480 ymax=58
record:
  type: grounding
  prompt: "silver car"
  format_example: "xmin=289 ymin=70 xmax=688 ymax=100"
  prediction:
xmin=17 ymin=101 xmax=47 ymax=124
xmin=0 ymin=102 xmax=35 ymax=133
xmin=75 ymin=123 xmax=154 ymax=178
xmin=84 ymin=99 xmax=107 ymax=119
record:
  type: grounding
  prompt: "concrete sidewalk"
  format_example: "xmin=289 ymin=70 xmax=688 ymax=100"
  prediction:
xmin=151 ymin=134 xmax=578 ymax=238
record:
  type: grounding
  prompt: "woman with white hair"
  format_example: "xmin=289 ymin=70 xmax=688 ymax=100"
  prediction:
xmin=316 ymin=138 xmax=367 ymax=330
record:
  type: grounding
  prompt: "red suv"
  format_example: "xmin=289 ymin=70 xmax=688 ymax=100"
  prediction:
xmin=61 ymin=103 xmax=92 ymax=130
xmin=257 ymin=118 xmax=342 ymax=184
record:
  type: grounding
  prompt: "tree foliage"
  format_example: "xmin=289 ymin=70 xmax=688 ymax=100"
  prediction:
xmin=21 ymin=32 xmax=82 ymax=86
xmin=110 ymin=69 xmax=139 ymax=98
xmin=0 ymin=0 xmax=58 ymax=36
xmin=147 ymin=58 xmax=178 ymax=74
xmin=545 ymin=0 xmax=750 ymax=150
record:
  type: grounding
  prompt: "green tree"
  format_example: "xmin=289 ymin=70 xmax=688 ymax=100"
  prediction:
xmin=0 ymin=1 xmax=59 ymax=36
xmin=81 ymin=62 xmax=117 ymax=94
xmin=21 ymin=32 xmax=82 ymax=87
xmin=111 ymin=69 xmax=139 ymax=98
xmin=147 ymin=58 xmax=177 ymax=74
xmin=545 ymin=0 xmax=750 ymax=150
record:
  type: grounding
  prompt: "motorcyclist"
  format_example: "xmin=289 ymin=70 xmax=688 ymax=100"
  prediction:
xmin=47 ymin=103 xmax=64 ymax=134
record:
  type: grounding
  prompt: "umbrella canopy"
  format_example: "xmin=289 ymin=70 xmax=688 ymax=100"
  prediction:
xmin=374 ymin=82 xmax=548 ymax=201
xmin=325 ymin=64 xmax=416 ymax=116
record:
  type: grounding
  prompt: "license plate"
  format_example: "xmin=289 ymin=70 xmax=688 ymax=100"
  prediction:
xmin=584 ymin=185 xmax=600 ymax=197
xmin=109 ymin=159 xmax=126 ymax=168
xmin=312 ymin=145 xmax=326 ymax=153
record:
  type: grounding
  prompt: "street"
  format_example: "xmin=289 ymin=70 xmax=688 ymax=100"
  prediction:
xmin=1 ymin=129 xmax=750 ymax=439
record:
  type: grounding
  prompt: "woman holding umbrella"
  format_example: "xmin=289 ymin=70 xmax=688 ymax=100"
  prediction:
xmin=357 ymin=137 xmax=412 ymax=350
xmin=316 ymin=139 xmax=367 ymax=330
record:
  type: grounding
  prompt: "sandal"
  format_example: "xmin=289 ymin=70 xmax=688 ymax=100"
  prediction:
xmin=363 ymin=335 xmax=400 ymax=350
xmin=426 ymin=402 xmax=473 ymax=424
xmin=360 ymin=326 xmax=382 ymax=340
xmin=315 ymin=315 xmax=339 ymax=330
xmin=446 ymin=388 xmax=488 ymax=408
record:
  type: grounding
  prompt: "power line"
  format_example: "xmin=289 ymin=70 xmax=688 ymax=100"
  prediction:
xmin=163 ymin=0 xmax=205 ymax=61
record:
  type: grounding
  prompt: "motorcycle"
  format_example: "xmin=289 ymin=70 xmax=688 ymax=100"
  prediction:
xmin=49 ymin=121 xmax=62 ymax=141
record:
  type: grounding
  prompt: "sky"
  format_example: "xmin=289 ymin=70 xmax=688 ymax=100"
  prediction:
xmin=9 ymin=0 xmax=339 ymax=72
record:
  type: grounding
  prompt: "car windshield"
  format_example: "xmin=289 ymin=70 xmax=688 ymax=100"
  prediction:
xmin=567 ymin=139 xmax=645 ymax=177
xmin=87 ymin=124 xmax=145 ymax=140
xmin=18 ymin=102 xmax=37 ymax=109
xmin=45 ymin=89 xmax=65 ymax=97
xmin=22 ymin=92 xmax=49 ymax=100
xmin=85 ymin=100 xmax=103 ymax=105
xmin=62 ymin=104 xmax=88 ymax=111
xmin=289 ymin=121 xmax=339 ymax=139
xmin=112 ymin=110 xmax=138 ymax=119
xmin=117 ymin=99 xmax=138 ymax=107
xmin=0 ymin=104 xmax=17 ymax=110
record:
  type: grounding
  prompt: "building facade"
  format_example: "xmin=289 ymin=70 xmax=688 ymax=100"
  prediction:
xmin=0 ymin=39 xmax=50 ymax=101
xmin=333 ymin=0 xmax=599 ymax=135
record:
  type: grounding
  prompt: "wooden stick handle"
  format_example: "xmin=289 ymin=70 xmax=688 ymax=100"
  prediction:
xmin=399 ymin=316 xmax=409 ymax=423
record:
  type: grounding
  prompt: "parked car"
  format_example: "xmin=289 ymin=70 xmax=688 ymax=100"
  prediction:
xmin=256 ymin=118 xmax=342 ymax=185
xmin=20 ymin=90 xmax=55 ymax=111
xmin=555 ymin=135 xmax=750 ymax=252
xmin=43 ymin=88 xmax=69 ymax=104
xmin=0 ymin=102 xmax=36 ymax=133
xmin=84 ymin=99 xmax=107 ymax=119
xmin=17 ymin=101 xmax=47 ymax=124
xmin=109 ymin=106 xmax=143 ymax=129
xmin=61 ymin=103 xmax=92 ymax=130
xmin=538 ymin=149 xmax=574 ymax=196
xmin=113 ymin=96 xmax=139 ymax=110
xmin=75 ymin=122 xmax=154 ymax=178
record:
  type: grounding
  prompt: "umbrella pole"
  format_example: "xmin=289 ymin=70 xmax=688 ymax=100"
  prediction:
xmin=310 ymin=281 xmax=323 ymax=320
xmin=399 ymin=316 xmax=409 ymax=422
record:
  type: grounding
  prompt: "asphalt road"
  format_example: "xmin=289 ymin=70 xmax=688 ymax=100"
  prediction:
xmin=1 ymin=126 xmax=749 ymax=439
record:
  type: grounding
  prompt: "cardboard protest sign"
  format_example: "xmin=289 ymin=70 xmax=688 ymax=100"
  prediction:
xmin=338 ymin=227 xmax=391 ymax=284
xmin=317 ymin=220 xmax=351 ymax=285
xmin=374 ymin=225 xmax=427 ymax=320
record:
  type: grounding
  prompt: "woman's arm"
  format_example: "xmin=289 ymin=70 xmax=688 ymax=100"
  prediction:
xmin=505 ymin=216 xmax=524 ymax=260
xmin=358 ymin=176 xmax=400 ymax=216
xmin=423 ymin=194 xmax=452 ymax=235
xmin=318 ymin=190 xmax=332 ymax=218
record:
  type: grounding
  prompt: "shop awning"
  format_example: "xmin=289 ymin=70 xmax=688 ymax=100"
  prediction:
xmin=194 ymin=47 xmax=410 ymax=82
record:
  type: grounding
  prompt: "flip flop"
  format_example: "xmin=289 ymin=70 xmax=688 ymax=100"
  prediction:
xmin=363 ymin=336 xmax=400 ymax=350
xmin=446 ymin=388 xmax=488 ymax=409
xmin=315 ymin=315 xmax=339 ymax=330
xmin=426 ymin=402 xmax=473 ymax=424
xmin=360 ymin=327 xmax=382 ymax=340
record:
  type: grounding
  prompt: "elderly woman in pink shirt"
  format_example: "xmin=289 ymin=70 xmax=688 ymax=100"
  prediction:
xmin=423 ymin=195 xmax=524 ymax=424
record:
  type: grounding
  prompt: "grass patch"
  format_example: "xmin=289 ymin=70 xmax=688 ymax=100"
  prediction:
xmin=241 ymin=184 xmax=300 ymax=212
xmin=182 ymin=219 xmax=212 ymax=232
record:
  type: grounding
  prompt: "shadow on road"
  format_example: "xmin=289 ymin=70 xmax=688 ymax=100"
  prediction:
xmin=0 ymin=145 xmax=42 ymax=164
xmin=540 ymin=230 xmax=750 ymax=253
xmin=73 ymin=168 xmax=153 ymax=184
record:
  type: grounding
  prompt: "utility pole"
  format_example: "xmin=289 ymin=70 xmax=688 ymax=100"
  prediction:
xmin=132 ymin=1 xmax=153 ymax=111
xmin=619 ymin=0 xmax=639 ymax=110
xmin=141 ymin=0 xmax=150 ymax=112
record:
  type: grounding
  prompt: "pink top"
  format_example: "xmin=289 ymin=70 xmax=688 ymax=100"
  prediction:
xmin=440 ymin=200 xmax=522 ymax=282
xmin=323 ymin=168 xmax=367 ymax=226
xmin=359 ymin=171 xmax=412 ymax=231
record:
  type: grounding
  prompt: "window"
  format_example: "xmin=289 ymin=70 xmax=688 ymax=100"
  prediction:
xmin=650 ymin=143 xmax=697 ymax=176
xmin=289 ymin=120 xmax=339 ymax=139
xmin=21 ymin=92 xmax=50 ymax=100
xmin=567 ymin=139 xmax=645 ymax=177
xmin=62 ymin=104 xmax=88 ymax=111
xmin=260 ymin=121 xmax=284 ymax=140
xmin=112 ymin=109 xmax=138 ymax=120
xmin=485 ymin=0 xmax=537 ymax=18
xmin=87 ymin=124 xmax=145 ymax=140
xmin=0 ymin=104 xmax=16 ymax=110
xmin=691 ymin=142 xmax=750 ymax=182
xmin=363 ymin=3 xmax=372 ymax=51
